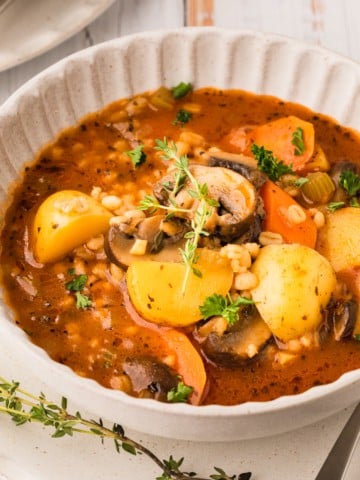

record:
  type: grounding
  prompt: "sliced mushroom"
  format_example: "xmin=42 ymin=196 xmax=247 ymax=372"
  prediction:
xmin=327 ymin=299 xmax=357 ymax=341
xmin=105 ymin=225 xmax=184 ymax=268
xmin=198 ymin=306 xmax=273 ymax=367
xmin=154 ymin=165 xmax=258 ymax=242
xmin=122 ymin=356 xmax=178 ymax=402
xmin=208 ymin=151 xmax=267 ymax=189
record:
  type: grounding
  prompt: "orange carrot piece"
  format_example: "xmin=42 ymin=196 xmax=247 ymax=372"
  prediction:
xmin=260 ymin=180 xmax=317 ymax=248
xmin=162 ymin=329 xmax=207 ymax=405
xmin=249 ymin=116 xmax=315 ymax=171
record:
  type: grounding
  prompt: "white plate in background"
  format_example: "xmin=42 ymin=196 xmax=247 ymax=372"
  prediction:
xmin=0 ymin=0 xmax=116 ymax=72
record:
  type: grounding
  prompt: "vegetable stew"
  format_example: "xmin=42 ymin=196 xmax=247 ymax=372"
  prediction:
xmin=1 ymin=86 xmax=360 ymax=406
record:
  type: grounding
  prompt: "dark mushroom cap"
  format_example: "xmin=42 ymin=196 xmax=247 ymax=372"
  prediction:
xmin=198 ymin=306 xmax=272 ymax=367
xmin=122 ymin=356 xmax=178 ymax=402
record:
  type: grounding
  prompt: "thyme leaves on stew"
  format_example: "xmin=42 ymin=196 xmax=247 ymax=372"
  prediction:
xmin=199 ymin=294 xmax=255 ymax=327
xmin=0 ymin=377 xmax=251 ymax=480
xmin=251 ymin=143 xmax=295 ymax=181
xmin=139 ymin=138 xmax=219 ymax=294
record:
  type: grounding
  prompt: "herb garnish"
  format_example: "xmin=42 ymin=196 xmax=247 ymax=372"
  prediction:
xmin=139 ymin=138 xmax=219 ymax=294
xmin=199 ymin=293 xmax=255 ymax=326
xmin=251 ymin=143 xmax=295 ymax=181
xmin=354 ymin=334 xmax=360 ymax=341
xmin=172 ymin=109 xmax=193 ymax=127
xmin=66 ymin=270 xmax=92 ymax=309
xmin=126 ymin=144 xmax=147 ymax=167
xmin=327 ymin=170 xmax=360 ymax=211
xmin=293 ymin=177 xmax=309 ymax=188
xmin=291 ymin=127 xmax=306 ymax=156
xmin=339 ymin=170 xmax=360 ymax=197
xmin=167 ymin=381 xmax=194 ymax=403
xmin=0 ymin=377 xmax=251 ymax=480
xmin=171 ymin=82 xmax=193 ymax=99
xmin=327 ymin=201 xmax=346 ymax=212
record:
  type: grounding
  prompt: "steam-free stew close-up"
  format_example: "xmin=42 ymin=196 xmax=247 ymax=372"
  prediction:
xmin=1 ymin=85 xmax=360 ymax=406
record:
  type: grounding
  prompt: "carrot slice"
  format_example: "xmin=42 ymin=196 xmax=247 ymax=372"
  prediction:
xmin=162 ymin=329 xmax=207 ymax=405
xmin=260 ymin=180 xmax=317 ymax=248
xmin=249 ymin=116 xmax=315 ymax=171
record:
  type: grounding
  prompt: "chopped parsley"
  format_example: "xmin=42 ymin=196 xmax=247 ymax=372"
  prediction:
xmin=172 ymin=109 xmax=193 ymax=126
xmin=66 ymin=271 xmax=92 ymax=310
xmin=125 ymin=144 xmax=147 ymax=167
xmin=167 ymin=381 xmax=193 ymax=403
xmin=339 ymin=170 xmax=360 ymax=197
xmin=294 ymin=177 xmax=309 ymax=188
xmin=75 ymin=292 xmax=92 ymax=309
xmin=291 ymin=127 xmax=306 ymax=156
xmin=199 ymin=293 xmax=254 ymax=327
xmin=327 ymin=201 xmax=346 ymax=212
xmin=251 ymin=143 xmax=295 ymax=181
xmin=66 ymin=273 xmax=87 ymax=292
xmin=171 ymin=82 xmax=193 ymax=99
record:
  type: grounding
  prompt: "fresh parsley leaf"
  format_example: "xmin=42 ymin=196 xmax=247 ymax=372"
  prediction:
xmin=199 ymin=293 xmax=254 ymax=326
xmin=75 ymin=292 xmax=92 ymax=309
xmin=251 ymin=143 xmax=295 ymax=181
xmin=291 ymin=127 xmax=305 ymax=156
xmin=294 ymin=177 xmax=309 ymax=188
xmin=167 ymin=382 xmax=193 ymax=403
xmin=327 ymin=201 xmax=346 ymax=212
xmin=172 ymin=109 xmax=193 ymax=126
xmin=66 ymin=273 xmax=88 ymax=292
xmin=125 ymin=144 xmax=146 ymax=167
xmin=339 ymin=169 xmax=360 ymax=197
xmin=354 ymin=334 xmax=360 ymax=341
xmin=171 ymin=82 xmax=193 ymax=99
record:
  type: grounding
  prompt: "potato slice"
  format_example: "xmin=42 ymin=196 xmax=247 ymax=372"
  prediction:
xmin=126 ymin=248 xmax=233 ymax=327
xmin=33 ymin=190 xmax=112 ymax=263
xmin=251 ymin=244 xmax=336 ymax=342
xmin=317 ymin=207 xmax=360 ymax=272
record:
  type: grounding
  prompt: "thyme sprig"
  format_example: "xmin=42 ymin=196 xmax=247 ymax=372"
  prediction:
xmin=140 ymin=138 xmax=219 ymax=294
xmin=0 ymin=377 xmax=250 ymax=480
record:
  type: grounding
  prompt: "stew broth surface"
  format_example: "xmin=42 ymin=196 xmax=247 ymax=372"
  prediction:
xmin=1 ymin=87 xmax=360 ymax=406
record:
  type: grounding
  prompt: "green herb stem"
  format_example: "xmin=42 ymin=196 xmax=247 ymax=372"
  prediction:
xmin=0 ymin=377 xmax=249 ymax=480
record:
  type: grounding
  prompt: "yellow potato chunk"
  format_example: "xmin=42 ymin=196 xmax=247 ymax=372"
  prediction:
xmin=250 ymin=244 xmax=336 ymax=342
xmin=33 ymin=190 xmax=112 ymax=263
xmin=317 ymin=207 xmax=360 ymax=272
xmin=126 ymin=248 xmax=233 ymax=327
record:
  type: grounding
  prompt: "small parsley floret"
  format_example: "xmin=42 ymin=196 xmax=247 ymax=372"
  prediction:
xmin=199 ymin=293 xmax=254 ymax=326
xmin=251 ymin=143 xmax=295 ymax=181
xmin=125 ymin=144 xmax=147 ymax=167
xmin=327 ymin=201 xmax=346 ymax=212
xmin=171 ymin=82 xmax=193 ymax=99
xmin=291 ymin=127 xmax=306 ymax=156
xmin=66 ymin=273 xmax=87 ymax=292
xmin=172 ymin=109 xmax=193 ymax=126
xmin=75 ymin=292 xmax=92 ymax=309
xmin=339 ymin=169 xmax=360 ymax=197
xmin=66 ymin=271 xmax=92 ymax=309
xmin=167 ymin=381 xmax=193 ymax=403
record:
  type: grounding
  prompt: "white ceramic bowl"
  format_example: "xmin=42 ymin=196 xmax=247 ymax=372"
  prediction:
xmin=1 ymin=28 xmax=360 ymax=442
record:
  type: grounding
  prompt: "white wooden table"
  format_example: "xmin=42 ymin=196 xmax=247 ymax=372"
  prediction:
xmin=0 ymin=1 xmax=359 ymax=479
